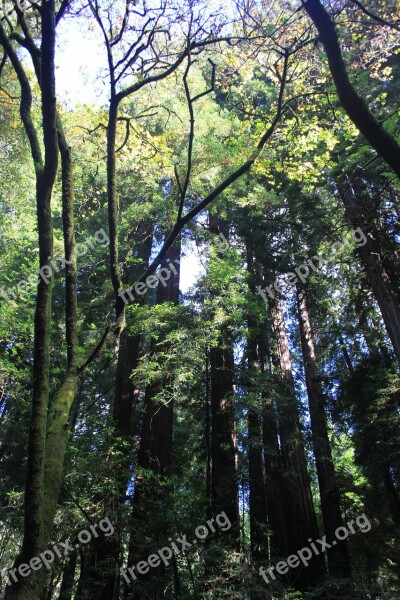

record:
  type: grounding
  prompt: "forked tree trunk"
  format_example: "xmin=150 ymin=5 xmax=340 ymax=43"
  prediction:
xmin=297 ymin=286 xmax=351 ymax=578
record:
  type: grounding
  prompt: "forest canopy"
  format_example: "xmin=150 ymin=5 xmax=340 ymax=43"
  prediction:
xmin=0 ymin=0 xmax=400 ymax=599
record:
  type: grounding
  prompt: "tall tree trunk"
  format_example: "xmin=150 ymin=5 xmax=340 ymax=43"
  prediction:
xmin=58 ymin=550 xmax=77 ymax=600
xmin=271 ymin=295 xmax=325 ymax=590
xmin=303 ymin=0 xmax=400 ymax=180
xmin=258 ymin=334 xmax=288 ymax=562
xmin=384 ymin=468 xmax=400 ymax=527
xmin=90 ymin=224 xmax=155 ymax=600
xmin=205 ymin=353 xmax=212 ymax=522
xmin=113 ymin=223 xmax=154 ymax=435
xmin=104 ymin=260 xmax=152 ymax=600
xmin=208 ymin=215 xmax=240 ymax=548
xmin=245 ymin=243 xmax=268 ymax=563
xmin=124 ymin=238 xmax=181 ymax=599
xmin=297 ymin=286 xmax=351 ymax=578
xmin=248 ymin=406 xmax=268 ymax=563
xmin=1 ymin=3 xmax=59 ymax=598
xmin=339 ymin=335 xmax=354 ymax=374
xmin=209 ymin=340 xmax=240 ymax=545
xmin=339 ymin=179 xmax=400 ymax=358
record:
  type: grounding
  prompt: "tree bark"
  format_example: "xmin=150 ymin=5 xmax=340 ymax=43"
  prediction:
xmin=245 ymin=243 xmax=268 ymax=563
xmin=208 ymin=215 xmax=240 ymax=548
xmin=1 ymin=3 xmax=59 ymax=597
xmin=258 ymin=333 xmax=288 ymax=562
xmin=271 ymin=295 xmax=325 ymax=589
xmin=248 ymin=409 xmax=268 ymax=562
xmin=58 ymin=550 xmax=77 ymax=600
xmin=297 ymin=286 xmax=351 ymax=577
xmin=339 ymin=179 xmax=400 ymax=358
xmin=124 ymin=238 xmax=181 ymax=599
xmin=384 ymin=468 xmax=400 ymax=527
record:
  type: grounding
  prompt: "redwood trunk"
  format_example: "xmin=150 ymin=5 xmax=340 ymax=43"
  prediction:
xmin=248 ymin=408 xmax=268 ymax=562
xmin=209 ymin=216 xmax=240 ymax=547
xmin=245 ymin=244 xmax=268 ymax=562
xmin=58 ymin=550 xmax=77 ymax=600
xmin=124 ymin=239 xmax=181 ymax=599
xmin=297 ymin=286 xmax=351 ymax=577
xmin=258 ymin=334 xmax=287 ymax=561
xmin=340 ymin=179 xmax=400 ymax=359
xmin=271 ymin=296 xmax=324 ymax=589
xmin=210 ymin=340 xmax=240 ymax=544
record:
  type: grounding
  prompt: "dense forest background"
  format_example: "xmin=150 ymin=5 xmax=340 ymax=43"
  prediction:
xmin=0 ymin=0 xmax=400 ymax=598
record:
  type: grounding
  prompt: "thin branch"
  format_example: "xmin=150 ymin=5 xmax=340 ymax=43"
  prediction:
xmin=78 ymin=325 xmax=111 ymax=374
xmin=88 ymin=0 xmax=115 ymax=95
xmin=349 ymin=0 xmax=400 ymax=31
xmin=110 ymin=0 xmax=129 ymax=46
xmin=174 ymin=164 xmax=183 ymax=198
xmin=121 ymin=49 xmax=290 ymax=305
xmin=178 ymin=55 xmax=195 ymax=221
xmin=192 ymin=57 xmax=215 ymax=102
xmin=0 ymin=52 xmax=7 ymax=77
xmin=0 ymin=83 xmax=19 ymax=99
xmin=75 ymin=122 xmax=107 ymax=135
xmin=115 ymin=116 xmax=131 ymax=153
xmin=176 ymin=56 xmax=216 ymax=221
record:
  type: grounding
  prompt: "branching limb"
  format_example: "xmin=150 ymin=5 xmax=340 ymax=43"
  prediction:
xmin=176 ymin=56 xmax=216 ymax=221
xmin=73 ymin=49 xmax=290 ymax=373
xmin=56 ymin=0 xmax=71 ymax=25
xmin=121 ymin=48 xmax=289 ymax=307
xmin=0 ymin=21 xmax=42 ymax=170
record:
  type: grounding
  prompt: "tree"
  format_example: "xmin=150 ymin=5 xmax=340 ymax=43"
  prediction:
xmin=302 ymin=0 xmax=400 ymax=180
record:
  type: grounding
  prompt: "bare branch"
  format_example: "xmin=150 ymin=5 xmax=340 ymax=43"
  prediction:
xmin=115 ymin=116 xmax=131 ymax=153
xmin=176 ymin=56 xmax=216 ymax=221
xmin=118 ymin=49 xmax=290 ymax=308
xmin=0 ymin=52 xmax=7 ymax=77
xmin=349 ymin=0 xmax=400 ymax=31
